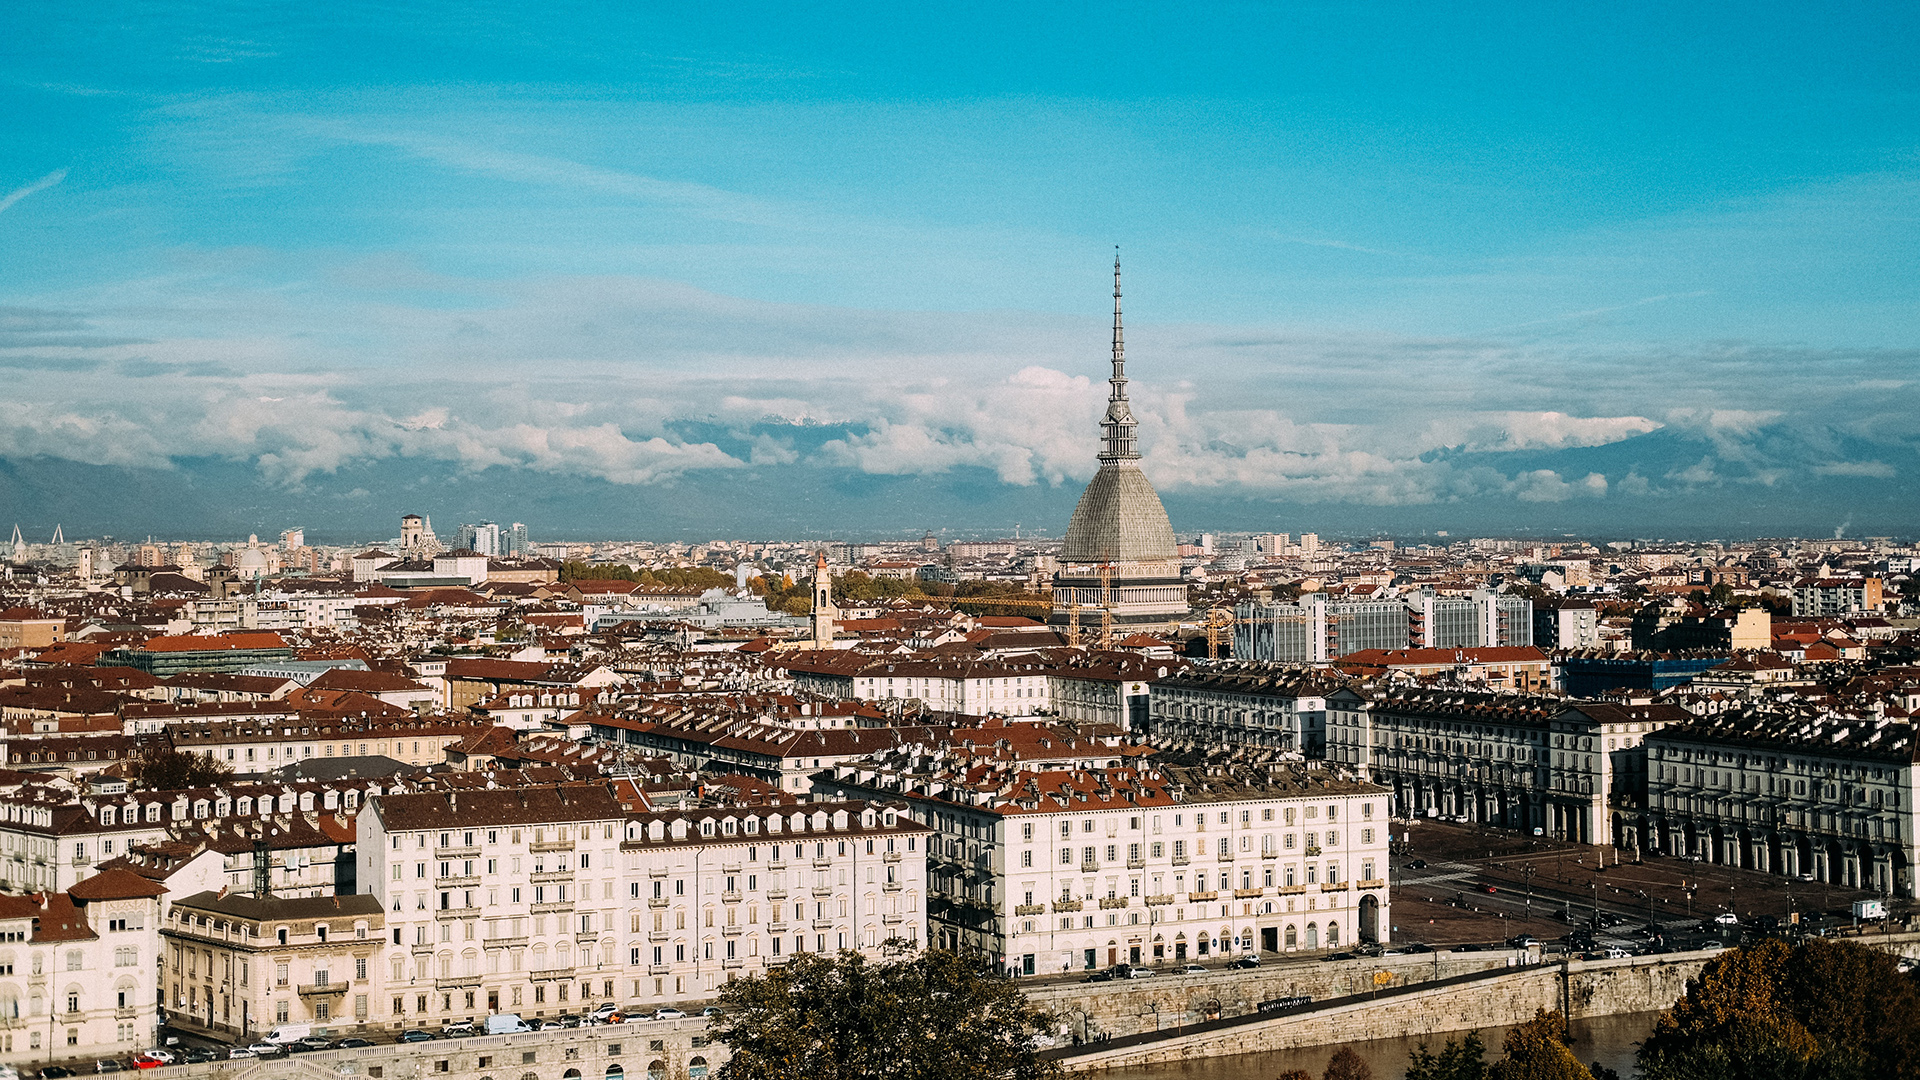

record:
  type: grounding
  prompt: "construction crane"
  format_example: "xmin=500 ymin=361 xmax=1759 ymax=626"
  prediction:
xmin=1098 ymin=563 xmax=1116 ymax=647
xmin=1205 ymin=607 xmax=1235 ymax=659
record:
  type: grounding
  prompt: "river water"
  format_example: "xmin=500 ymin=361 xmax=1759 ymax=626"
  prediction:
xmin=1095 ymin=1011 xmax=1660 ymax=1079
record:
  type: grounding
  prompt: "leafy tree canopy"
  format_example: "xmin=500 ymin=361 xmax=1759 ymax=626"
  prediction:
xmin=1325 ymin=1046 xmax=1375 ymax=1080
xmin=1491 ymin=1011 xmax=1591 ymax=1080
xmin=1406 ymin=1030 xmax=1489 ymax=1080
xmin=711 ymin=945 xmax=1058 ymax=1080
xmin=1638 ymin=939 xmax=1920 ymax=1080
xmin=128 ymin=742 xmax=234 ymax=790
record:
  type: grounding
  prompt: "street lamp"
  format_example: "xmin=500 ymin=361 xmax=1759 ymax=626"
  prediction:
xmin=1521 ymin=864 xmax=1537 ymax=929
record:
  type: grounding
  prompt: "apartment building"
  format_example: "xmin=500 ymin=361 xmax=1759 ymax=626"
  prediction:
xmin=162 ymin=891 xmax=387 ymax=1039
xmin=359 ymin=785 xmax=930 ymax=1026
xmin=0 ymin=869 xmax=167 ymax=1067
xmin=1145 ymin=666 xmax=1345 ymax=755
xmin=1641 ymin=707 xmax=1917 ymax=897
xmin=1325 ymin=688 xmax=1686 ymax=845
xmin=817 ymin=753 xmax=1391 ymax=975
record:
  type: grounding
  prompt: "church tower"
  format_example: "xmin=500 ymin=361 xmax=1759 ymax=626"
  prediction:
xmin=1050 ymin=254 xmax=1188 ymax=640
xmin=810 ymin=552 xmax=838 ymax=648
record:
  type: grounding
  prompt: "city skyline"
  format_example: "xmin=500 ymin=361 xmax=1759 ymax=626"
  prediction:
xmin=3 ymin=3 xmax=1918 ymax=540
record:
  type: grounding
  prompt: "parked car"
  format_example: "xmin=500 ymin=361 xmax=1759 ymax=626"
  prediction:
xmin=246 ymin=1044 xmax=285 ymax=1059
xmin=1399 ymin=943 xmax=1434 ymax=954
xmin=556 ymin=1015 xmax=584 ymax=1028
xmin=134 ymin=1053 xmax=171 ymax=1067
xmin=1228 ymin=956 xmax=1261 ymax=969
xmin=701 ymin=1007 xmax=723 ymax=1018
xmin=180 ymin=1049 xmax=219 ymax=1065
xmin=590 ymin=1003 xmax=619 ymax=1021
xmin=1080 ymin=970 xmax=1112 ymax=982
xmin=1323 ymin=952 xmax=1356 ymax=962
xmin=93 ymin=1064 xmax=124 ymax=1075
xmin=538 ymin=1021 xmax=563 ymax=1032
xmin=42 ymin=1068 xmax=77 ymax=1079
xmin=224 ymin=1049 xmax=256 ymax=1061
xmin=397 ymin=1030 xmax=436 ymax=1044
xmin=1714 ymin=912 xmax=1740 ymax=926
xmin=653 ymin=1008 xmax=687 ymax=1021
xmin=1127 ymin=967 xmax=1157 ymax=978
xmin=441 ymin=1020 xmax=476 ymax=1037
xmin=1700 ymin=941 xmax=1726 ymax=952
xmin=128 ymin=1061 xmax=160 ymax=1072
xmin=334 ymin=1039 xmax=373 ymax=1050
xmin=1507 ymin=936 xmax=1540 ymax=949
xmin=284 ymin=1041 xmax=318 ymax=1054
xmin=1408 ymin=859 xmax=1428 ymax=870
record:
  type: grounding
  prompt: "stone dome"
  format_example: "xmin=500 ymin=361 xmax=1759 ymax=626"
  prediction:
xmin=1060 ymin=461 xmax=1178 ymax=563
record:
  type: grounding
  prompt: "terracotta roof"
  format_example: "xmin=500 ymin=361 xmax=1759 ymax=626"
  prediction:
xmin=138 ymin=632 xmax=289 ymax=653
xmin=69 ymin=867 xmax=168 ymax=900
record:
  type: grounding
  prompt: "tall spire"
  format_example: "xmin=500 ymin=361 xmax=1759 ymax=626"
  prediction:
xmin=1099 ymin=249 xmax=1139 ymax=462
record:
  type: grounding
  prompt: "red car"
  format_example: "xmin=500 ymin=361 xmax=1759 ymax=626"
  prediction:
xmin=130 ymin=1059 xmax=162 ymax=1071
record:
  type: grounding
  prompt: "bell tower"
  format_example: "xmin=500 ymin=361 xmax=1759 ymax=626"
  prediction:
xmin=810 ymin=552 xmax=838 ymax=648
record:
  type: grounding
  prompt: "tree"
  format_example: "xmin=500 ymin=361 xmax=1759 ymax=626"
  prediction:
xmin=1637 ymin=939 xmax=1920 ymax=1080
xmin=1491 ymin=1011 xmax=1591 ymax=1080
xmin=128 ymin=742 xmax=234 ymax=790
xmin=712 ymin=945 xmax=1059 ymax=1080
xmin=1325 ymin=1047 xmax=1374 ymax=1080
xmin=1277 ymin=1070 xmax=1316 ymax=1080
xmin=1405 ymin=1031 xmax=1489 ymax=1080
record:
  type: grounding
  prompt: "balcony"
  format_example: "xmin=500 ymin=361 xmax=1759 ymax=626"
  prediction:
xmin=1216 ymin=851 xmax=1235 ymax=862
xmin=1051 ymin=900 xmax=1083 ymax=913
xmin=720 ymin=891 xmax=742 ymax=904
xmin=434 ymin=846 xmax=480 ymax=860
xmin=1233 ymin=888 xmax=1264 ymax=899
xmin=811 ymin=886 xmax=833 ymax=898
xmin=1080 ymin=861 xmax=1100 ymax=873
xmin=648 ymin=964 xmax=673 ymax=976
xmin=768 ymin=921 xmax=789 ymax=933
xmin=882 ymin=881 xmax=901 ymax=892
xmin=409 ymin=942 xmax=434 ymax=956
xmin=1171 ymin=855 xmax=1190 ymax=867
xmin=530 ymin=901 xmax=574 ymax=914
xmin=435 ymin=875 xmax=480 ymax=888
xmin=483 ymin=936 xmax=528 ymax=949
xmin=882 ymin=851 xmax=901 ymax=863
xmin=434 ymin=906 xmax=481 ymax=920
xmin=811 ymin=918 xmax=834 ymax=930
xmin=1357 ymin=879 xmax=1387 ymax=890
xmin=527 ymin=968 xmax=570 ymax=982
xmin=1321 ymin=882 xmax=1348 ymax=892
xmin=648 ymin=867 xmax=668 ymax=878
xmin=647 ymin=897 xmax=668 ymax=909
xmin=1099 ymin=897 xmax=1128 ymax=910
xmin=1276 ymin=885 xmax=1307 ymax=895
xmin=721 ymin=957 xmax=744 ymax=970
xmin=812 ymin=857 xmax=834 ymax=869
xmin=1304 ymin=845 xmax=1322 ymax=857
xmin=767 ymin=859 xmax=786 ymax=871
xmin=722 ymin=925 xmax=742 ymax=937
xmin=297 ymin=981 xmax=349 ymax=996
xmin=1126 ymin=858 xmax=1146 ymax=869
xmin=530 ymin=871 xmax=574 ymax=884
xmin=529 ymin=839 xmax=574 ymax=853
xmin=115 ymin=1006 xmax=138 ymax=1020
xmin=1260 ymin=850 xmax=1278 ymax=860
xmin=765 ymin=888 xmax=787 ymax=901
xmin=881 ymin=913 xmax=903 ymax=925
xmin=721 ymin=863 xmax=742 ymax=874
xmin=1145 ymin=894 xmax=1175 ymax=906
xmin=434 ymin=975 xmax=482 ymax=990
xmin=1014 ymin=904 xmax=1044 ymax=917
xmin=1187 ymin=890 xmax=1218 ymax=902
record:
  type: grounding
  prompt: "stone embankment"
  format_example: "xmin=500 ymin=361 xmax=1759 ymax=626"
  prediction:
xmin=1050 ymin=931 xmax=1920 ymax=1072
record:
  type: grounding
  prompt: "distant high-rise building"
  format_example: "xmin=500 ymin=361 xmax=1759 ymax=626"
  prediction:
xmin=508 ymin=522 xmax=530 ymax=558
xmin=1298 ymin=532 xmax=1320 ymax=554
xmin=457 ymin=521 xmax=501 ymax=557
xmin=921 ymin=530 xmax=939 ymax=553
xmin=279 ymin=528 xmax=304 ymax=550
xmin=1266 ymin=533 xmax=1289 ymax=555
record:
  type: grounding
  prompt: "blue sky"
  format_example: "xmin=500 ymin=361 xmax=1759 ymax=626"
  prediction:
xmin=2 ymin=2 xmax=1917 ymax=540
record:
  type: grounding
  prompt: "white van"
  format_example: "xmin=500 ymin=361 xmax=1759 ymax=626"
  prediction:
xmin=265 ymin=1024 xmax=313 ymax=1045
xmin=487 ymin=1015 xmax=532 ymax=1035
